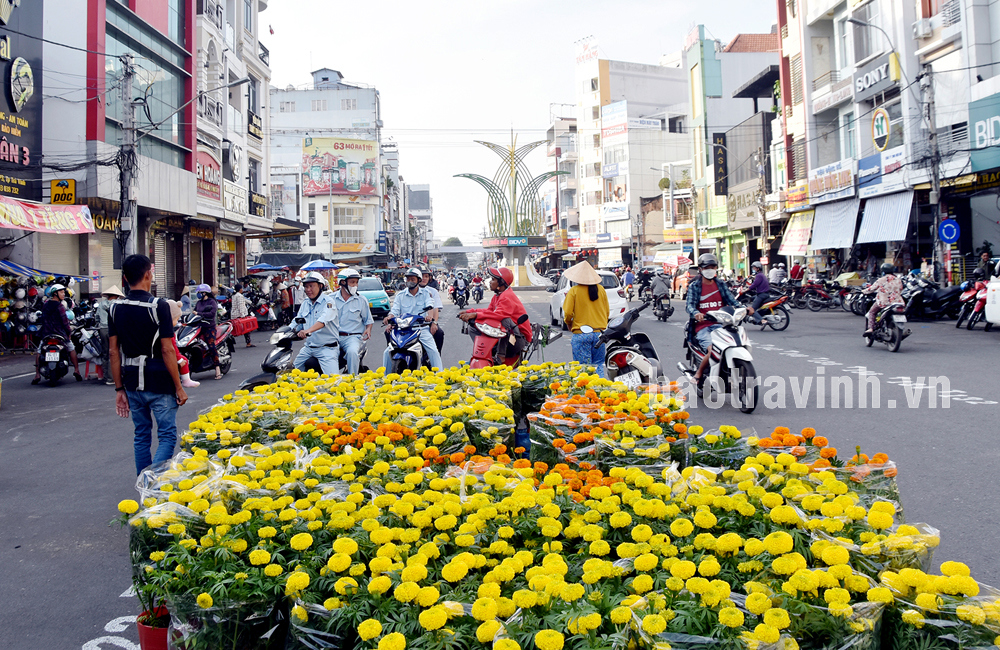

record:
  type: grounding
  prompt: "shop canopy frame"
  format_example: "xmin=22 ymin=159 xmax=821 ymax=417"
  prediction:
xmin=856 ymin=191 xmax=914 ymax=244
xmin=0 ymin=259 xmax=91 ymax=283
xmin=808 ymin=199 xmax=860 ymax=251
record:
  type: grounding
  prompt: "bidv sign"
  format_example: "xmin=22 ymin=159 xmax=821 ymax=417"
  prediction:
xmin=969 ymin=92 xmax=1000 ymax=172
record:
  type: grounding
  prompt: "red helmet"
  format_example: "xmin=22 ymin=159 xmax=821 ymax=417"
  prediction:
xmin=487 ymin=267 xmax=513 ymax=286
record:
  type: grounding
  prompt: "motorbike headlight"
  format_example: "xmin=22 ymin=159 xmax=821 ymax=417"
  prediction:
xmin=396 ymin=317 xmax=413 ymax=328
xmin=270 ymin=332 xmax=286 ymax=345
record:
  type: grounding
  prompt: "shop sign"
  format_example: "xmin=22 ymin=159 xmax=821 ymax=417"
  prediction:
xmin=482 ymin=237 xmax=528 ymax=247
xmin=93 ymin=212 xmax=120 ymax=232
xmin=554 ymin=229 xmax=569 ymax=251
xmin=813 ymin=81 xmax=853 ymax=114
xmin=872 ymin=107 xmax=890 ymax=151
xmin=153 ymin=217 xmax=185 ymax=231
xmin=223 ymin=180 xmax=248 ymax=224
xmin=778 ymin=209 xmax=814 ymax=256
xmin=807 ymin=158 xmax=856 ymax=204
xmin=50 ymin=179 xmax=75 ymax=204
xmin=713 ymin=133 xmax=728 ymax=196
xmin=247 ymin=109 xmax=263 ymax=140
xmin=378 ymin=230 xmax=388 ymax=253
xmin=858 ymin=146 xmax=906 ymax=198
xmin=0 ymin=195 xmax=93 ymax=233
xmin=190 ymin=224 xmax=214 ymax=239
xmin=968 ymin=92 xmax=1000 ymax=172
xmin=853 ymin=54 xmax=896 ymax=103
xmin=196 ymin=150 xmax=222 ymax=201
xmin=595 ymin=232 xmax=623 ymax=248
xmin=250 ymin=190 xmax=267 ymax=219
xmin=218 ymin=238 xmax=236 ymax=252
xmin=601 ymin=101 xmax=628 ymax=147
xmin=0 ymin=0 xmax=43 ymax=201
xmin=727 ymin=180 xmax=762 ymax=230
xmin=786 ymin=184 xmax=812 ymax=210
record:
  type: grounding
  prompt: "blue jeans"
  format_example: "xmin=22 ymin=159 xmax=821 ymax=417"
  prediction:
xmin=127 ymin=390 xmax=178 ymax=475
xmin=695 ymin=323 xmax=722 ymax=351
xmin=295 ymin=345 xmax=340 ymax=375
xmin=338 ymin=334 xmax=364 ymax=375
xmin=571 ymin=332 xmax=606 ymax=378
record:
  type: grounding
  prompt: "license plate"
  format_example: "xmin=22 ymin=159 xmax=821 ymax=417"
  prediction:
xmin=45 ymin=352 xmax=60 ymax=362
xmin=617 ymin=369 xmax=642 ymax=389
xmin=892 ymin=315 xmax=907 ymax=324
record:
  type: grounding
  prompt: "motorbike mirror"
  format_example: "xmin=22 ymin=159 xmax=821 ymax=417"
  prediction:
xmin=579 ymin=325 xmax=594 ymax=334
xmin=546 ymin=286 xmax=556 ymax=292
xmin=295 ymin=317 xmax=306 ymax=324
xmin=423 ymin=305 xmax=434 ymax=312
xmin=516 ymin=314 xmax=529 ymax=325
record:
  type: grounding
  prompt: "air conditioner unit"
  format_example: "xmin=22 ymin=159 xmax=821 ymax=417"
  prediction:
xmin=913 ymin=19 xmax=932 ymax=38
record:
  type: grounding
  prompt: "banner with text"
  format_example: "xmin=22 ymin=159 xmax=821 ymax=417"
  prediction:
xmin=302 ymin=137 xmax=379 ymax=197
xmin=0 ymin=196 xmax=93 ymax=234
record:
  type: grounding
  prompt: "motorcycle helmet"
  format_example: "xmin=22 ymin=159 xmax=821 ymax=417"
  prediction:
xmin=15 ymin=287 xmax=25 ymax=299
xmin=27 ymin=323 xmax=39 ymax=332
xmin=302 ymin=271 xmax=327 ymax=288
xmin=27 ymin=310 xmax=38 ymax=323
xmin=27 ymin=286 xmax=38 ymax=298
xmin=880 ymin=263 xmax=896 ymax=275
xmin=65 ymin=309 xmax=75 ymax=321
xmin=751 ymin=261 xmax=762 ymax=272
xmin=16 ymin=310 xmax=26 ymax=321
xmin=0 ymin=311 xmax=7 ymax=323
xmin=13 ymin=299 xmax=25 ymax=309
xmin=972 ymin=267 xmax=986 ymax=281
xmin=405 ymin=267 xmax=422 ymax=280
xmin=487 ymin=267 xmax=514 ymax=287
xmin=697 ymin=253 xmax=719 ymax=268
xmin=46 ymin=284 xmax=66 ymax=298
xmin=338 ymin=267 xmax=361 ymax=285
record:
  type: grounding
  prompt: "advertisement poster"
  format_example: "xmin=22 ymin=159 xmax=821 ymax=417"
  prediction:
xmin=778 ymin=210 xmax=814 ymax=256
xmin=302 ymin=137 xmax=379 ymax=197
xmin=601 ymin=101 xmax=628 ymax=147
xmin=0 ymin=196 xmax=93 ymax=234
xmin=0 ymin=0 xmax=43 ymax=201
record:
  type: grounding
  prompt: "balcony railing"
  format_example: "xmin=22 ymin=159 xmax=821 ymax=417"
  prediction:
xmin=227 ymin=104 xmax=244 ymax=134
xmin=258 ymin=42 xmax=270 ymax=67
xmin=781 ymin=24 xmax=789 ymax=39
xmin=197 ymin=94 xmax=223 ymax=127
xmin=197 ymin=0 xmax=224 ymax=29
xmin=812 ymin=70 xmax=841 ymax=92
xmin=942 ymin=0 xmax=961 ymax=26
xmin=225 ymin=22 xmax=236 ymax=53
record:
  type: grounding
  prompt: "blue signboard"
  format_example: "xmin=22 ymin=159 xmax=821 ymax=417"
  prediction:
xmin=377 ymin=230 xmax=388 ymax=253
xmin=939 ymin=220 xmax=960 ymax=244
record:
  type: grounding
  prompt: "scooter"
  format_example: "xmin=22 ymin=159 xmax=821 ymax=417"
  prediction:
xmin=175 ymin=313 xmax=235 ymax=376
xmin=625 ymin=283 xmax=635 ymax=302
xmin=466 ymin=313 xmax=531 ymax=369
xmin=903 ymin=276 xmax=963 ymax=320
xmin=37 ymin=333 xmax=71 ymax=386
xmin=864 ymin=302 xmax=910 ymax=352
xmin=954 ymin=279 xmax=984 ymax=328
xmin=454 ymin=286 xmax=469 ymax=309
xmin=386 ymin=307 xmax=435 ymax=374
xmin=966 ymin=283 xmax=992 ymax=331
xmin=238 ymin=318 xmax=369 ymax=390
xmin=471 ymin=282 xmax=484 ymax=304
xmin=747 ymin=293 xmax=791 ymax=331
xmin=678 ymin=306 xmax=758 ymax=414
xmin=599 ymin=301 xmax=663 ymax=387
xmin=71 ymin=311 xmax=104 ymax=366
xmin=651 ymin=293 xmax=674 ymax=321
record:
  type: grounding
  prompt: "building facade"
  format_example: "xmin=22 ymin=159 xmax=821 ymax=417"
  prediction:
xmin=542 ymin=115 xmax=579 ymax=270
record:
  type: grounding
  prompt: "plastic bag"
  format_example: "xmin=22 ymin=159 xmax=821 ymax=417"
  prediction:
xmin=285 ymin=600 xmax=355 ymax=650
xmin=167 ymin=595 xmax=286 ymax=650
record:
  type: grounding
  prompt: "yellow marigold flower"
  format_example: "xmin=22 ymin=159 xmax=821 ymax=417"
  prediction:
xmin=417 ymin=586 xmax=440 ymax=607
xmin=257 ymin=526 xmax=277 ymax=538
xmin=358 ymin=618 xmax=383 ymax=640
xmin=642 ymin=614 xmax=667 ymax=635
xmin=632 ymin=575 xmax=654 ymax=594
xmin=477 ymin=620 xmax=502 ymax=643
xmin=698 ymin=557 xmax=721 ymax=577
xmin=822 ymin=545 xmax=850 ymax=566
xmin=560 ymin=583 xmax=585 ymax=602
xmin=494 ymin=640 xmax=520 ymax=650
xmin=196 ymin=592 xmax=213 ymax=609
xmin=693 ymin=510 xmax=717 ymax=529
xmin=333 ymin=537 xmax=359 ymax=555
xmin=746 ymin=592 xmax=771 ymax=615
xmin=472 ymin=597 xmax=499 ymax=621
xmin=291 ymin=605 xmax=308 ymax=623
xmin=753 ymin=624 xmax=780 ymax=644
xmin=901 ymin=609 xmax=925 ymax=628
xmin=264 ymin=563 xmax=283 ymax=577
xmin=368 ymin=576 xmax=392 ymax=595
xmin=670 ymin=560 xmax=697 ymax=580
xmin=611 ymin=606 xmax=632 ymax=625
xmin=118 ymin=500 xmax=139 ymax=515
xmin=249 ymin=549 xmax=271 ymax=566
xmin=956 ymin=605 xmax=986 ymax=626
xmin=634 ymin=553 xmax=658 ymax=572
xmin=334 ymin=577 xmax=357 ymax=595
xmin=718 ymin=607 xmax=744 ymax=628
xmin=149 ymin=551 xmax=165 ymax=562
xmin=419 ymin=605 xmax=448 ymax=630
xmin=763 ymin=531 xmax=794 ymax=555
xmin=285 ymin=571 xmax=310 ymax=594
xmin=670 ymin=518 xmax=694 ymax=538
xmin=535 ymin=630 xmax=564 ymax=650
xmin=289 ymin=533 xmax=313 ymax=551
xmin=867 ymin=587 xmax=894 ymax=604
xmin=764 ymin=608 xmax=790 ymax=629
xmin=394 ymin=581 xmax=420 ymax=603
xmin=378 ymin=632 xmax=406 ymax=650
xmin=167 ymin=524 xmax=186 ymax=535
xmin=915 ymin=592 xmax=942 ymax=612
xmin=940 ymin=561 xmax=971 ymax=577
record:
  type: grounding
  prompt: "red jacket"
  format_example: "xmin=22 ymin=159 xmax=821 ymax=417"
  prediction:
xmin=468 ymin=288 xmax=532 ymax=341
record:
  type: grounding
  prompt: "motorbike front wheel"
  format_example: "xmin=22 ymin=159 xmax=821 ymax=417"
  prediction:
xmin=793 ymin=293 xmax=809 ymax=310
xmin=807 ymin=295 xmax=825 ymax=312
xmin=955 ymin=304 xmax=969 ymax=328
xmin=767 ymin=306 xmax=791 ymax=331
xmin=967 ymin=310 xmax=982 ymax=330
xmin=733 ymin=359 xmax=758 ymax=414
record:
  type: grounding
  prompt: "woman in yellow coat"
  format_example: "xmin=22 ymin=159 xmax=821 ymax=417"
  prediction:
xmin=562 ymin=261 xmax=609 ymax=378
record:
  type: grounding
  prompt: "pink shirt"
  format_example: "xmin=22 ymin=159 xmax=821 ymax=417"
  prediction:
xmin=868 ymin=275 xmax=903 ymax=307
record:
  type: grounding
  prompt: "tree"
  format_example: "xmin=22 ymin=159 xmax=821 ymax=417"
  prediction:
xmin=442 ymin=237 xmax=469 ymax=270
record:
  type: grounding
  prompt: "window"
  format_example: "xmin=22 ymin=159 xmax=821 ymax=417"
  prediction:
xmin=358 ymin=278 xmax=383 ymax=291
xmin=341 ymin=98 xmax=357 ymax=110
xmin=880 ymin=98 xmax=905 ymax=149
xmin=787 ymin=0 xmax=796 ymax=18
xmin=311 ymin=99 xmax=327 ymax=111
xmin=322 ymin=230 xmax=329 ymax=237
xmin=843 ymin=112 xmax=856 ymax=159
xmin=333 ymin=206 xmax=365 ymax=225
xmin=921 ymin=0 xmax=942 ymax=18
xmin=837 ymin=18 xmax=850 ymax=70
xmin=279 ymin=101 xmax=296 ymax=113
xmin=244 ymin=0 xmax=252 ymax=33
xmin=852 ymin=3 xmax=880 ymax=62
xmin=592 ymin=134 xmax=601 ymax=148
xmin=602 ymin=144 xmax=627 ymax=164
xmin=167 ymin=0 xmax=184 ymax=45
xmin=308 ymin=230 xmax=316 ymax=246
xmin=591 ymin=106 xmax=600 ymax=120
xmin=308 ymin=204 xmax=316 ymax=225
xmin=248 ymin=158 xmax=260 ymax=192
xmin=334 ymin=230 xmax=364 ymax=243
xmin=790 ymin=55 xmax=803 ymax=105
xmin=322 ymin=204 xmax=328 ymax=212
xmin=790 ymin=138 xmax=807 ymax=183
xmin=248 ymin=76 xmax=259 ymax=113
xmin=590 ymin=77 xmax=599 ymax=91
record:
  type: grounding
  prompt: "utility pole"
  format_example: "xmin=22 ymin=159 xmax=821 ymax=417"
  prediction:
xmin=118 ymin=54 xmax=138 ymax=258
xmin=756 ymin=147 xmax=768 ymax=271
xmin=922 ymin=66 xmax=943 ymax=284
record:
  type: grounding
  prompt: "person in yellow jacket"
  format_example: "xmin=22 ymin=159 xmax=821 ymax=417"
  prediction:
xmin=562 ymin=261 xmax=609 ymax=378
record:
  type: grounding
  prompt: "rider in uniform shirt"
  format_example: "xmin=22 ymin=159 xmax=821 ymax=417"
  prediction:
xmin=420 ymin=267 xmax=445 ymax=352
xmin=293 ymin=272 xmax=340 ymax=375
xmin=383 ymin=268 xmax=443 ymax=370
xmin=332 ymin=268 xmax=373 ymax=375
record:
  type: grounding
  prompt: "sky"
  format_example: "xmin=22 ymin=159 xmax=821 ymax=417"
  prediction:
xmin=264 ymin=0 xmax=778 ymax=245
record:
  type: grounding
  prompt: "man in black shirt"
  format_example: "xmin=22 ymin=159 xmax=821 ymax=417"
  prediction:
xmin=109 ymin=255 xmax=188 ymax=474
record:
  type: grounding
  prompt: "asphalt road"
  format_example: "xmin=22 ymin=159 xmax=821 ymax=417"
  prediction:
xmin=0 ymin=291 xmax=997 ymax=649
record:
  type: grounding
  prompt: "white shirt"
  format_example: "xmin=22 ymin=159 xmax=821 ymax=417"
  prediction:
xmin=423 ymin=284 xmax=443 ymax=309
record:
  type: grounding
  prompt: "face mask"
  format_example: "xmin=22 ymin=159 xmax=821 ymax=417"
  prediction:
xmin=406 ymin=280 xmax=418 ymax=289
xmin=701 ymin=269 xmax=718 ymax=280
xmin=348 ymin=286 xmax=358 ymax=296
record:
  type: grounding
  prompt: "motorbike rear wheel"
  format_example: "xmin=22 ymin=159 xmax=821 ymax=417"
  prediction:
xmin=865 ymin=331 xmax=875 ymax=347
xmin=967 ymin=310 xmax=982 ymax=330
xmin=767 ymin=306 xmax=790 ymax=331
xmin=886 ymin=323 xmax=902 ymax=352
xmin=733 ymin=359 xmax=758 ymax=414
xmin=955 ymin=304 xmax=969 ymax=328
xmin=793 ymin=293 xmax=809 ymax=310
xmin=807 ymin=294 xmax=825 ymax=312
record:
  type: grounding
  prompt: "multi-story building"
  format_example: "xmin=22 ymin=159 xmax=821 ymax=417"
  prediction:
xmin=269 ymin=68 xmax=387 ymax=266
xmin=405 ymin=184 xmax=433 ymax=263
xmin=777 ymin=0 xmax=1000 ymax=281
xmin=573 ymin=41 xmax=691 ymax=268
xmin=685 ymin=25 xmax=781 ymax=274
xmin=196 ymin=0 xmax=272 ymax=287
xmin=381 ymin=142 xmax=403 ymax=263
xmin=542 ymin=114 xmax=578 ymax=270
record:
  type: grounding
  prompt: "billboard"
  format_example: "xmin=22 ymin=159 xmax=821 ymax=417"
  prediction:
xmin=0 ymin=0 xmax=43 ymax=201
xmin=601 ymin=101 xmax=628 ymax=147
xmin=858 ymin=146 xmax=906 ymax=198
xmin=575 ymin=37 xmax=600 ymax=66
xmin=302 ymin=137 xmax=379 ymax=197
xmin=969 ymin=92 xmax=1000 ymax=172
xmin=808 ymin=158 xmax=856 ymax=204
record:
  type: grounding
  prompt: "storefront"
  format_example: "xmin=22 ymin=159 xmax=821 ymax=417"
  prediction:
xmin=806 ymin=158 xmax=858 ymax=275
xmin=89 ymin=210 xmax=122 ymax=291
xmin=187 ymin=221 xmax=216 ymax=288
xmin=217 ymin=220 xmax=244 ymax=287
xmin=147 ymin=216 xmax=186 ymax=299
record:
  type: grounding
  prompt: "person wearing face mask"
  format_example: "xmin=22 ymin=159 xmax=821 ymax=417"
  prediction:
xmin=419 ymin=267 xmax=445 ymax=352
xmin=686 ymin=253 xmax=750 ymax=384
xmin=382 ymin=267 xmax=443 ymax=370
xmin=333 ymin=268 xmax=373 ymax=375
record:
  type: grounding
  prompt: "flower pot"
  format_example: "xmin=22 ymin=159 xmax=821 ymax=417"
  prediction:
xmin=136 ymin=606 xmax=170 ymax=650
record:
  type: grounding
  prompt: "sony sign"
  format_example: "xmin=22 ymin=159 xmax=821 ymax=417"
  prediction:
xmin=853 ymin=54 xmax=896 ymax=103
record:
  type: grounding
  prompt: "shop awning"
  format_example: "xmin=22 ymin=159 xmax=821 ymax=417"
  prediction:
xmin=809 ymin=199 xmax=859 ymax=250
xmin=856 ymin=191 xmax=914 ymax=244
xmin=245 ymin=218 xmax=309 ymax=240
xmin=778 ymin=210 xmax=815 ymax=256
xmin=0 ymin=259 xmax=91 ymax=283
xmin=258 ymin=252 xmax=329 ymax=268
xmin=0 ymin=198 xmax=94 ymax=234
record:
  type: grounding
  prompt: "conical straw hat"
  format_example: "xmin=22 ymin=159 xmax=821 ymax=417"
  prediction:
xmin=562 ymin=261 xmax=601 ymax=285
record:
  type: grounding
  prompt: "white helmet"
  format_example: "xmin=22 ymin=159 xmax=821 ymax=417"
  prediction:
xmin=338 ymin=267 xmax=362 ymax=284
xmin=302 ymin=271 xmax=327 ymax=288
xmin=405 ymin=267 xmax=422 ymax=280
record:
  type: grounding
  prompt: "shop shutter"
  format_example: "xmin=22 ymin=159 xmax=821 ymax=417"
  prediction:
xmin=190 ymin=239 xmax=202 ymax=284
xmin=153 ymin=233 xmax=167 ymax=295
xmin=98 ymin=230 xmax=119 ymax=291
xmin=38 ymin=233 xmax=80 ymax=275
xmin=164 ymin=236 xmax=178 ymax=299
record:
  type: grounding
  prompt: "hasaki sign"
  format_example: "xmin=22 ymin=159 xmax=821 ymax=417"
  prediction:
xmin=0 ymin=195 xmax=93 ymax=233
xmin=196 ymin=150 xmax=222 ymax=201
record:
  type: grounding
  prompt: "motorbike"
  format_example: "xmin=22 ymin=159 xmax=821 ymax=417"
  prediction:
xmin=625 ymin=283 xmax=635 ymax=302
xmin=806 ymin=281 xmax=843 ymax=311
xmin=955 ymin=280 xmax=984 ymax=328
xmin=471 ymin=282 xmax=484 ymax=304
xmin=903 ymin=276 xmax=963 ymax=320
xmin=453 ymin=285 xmax=469 ymax=309
xmin=753 ymin=293 xmax=791 ymax=331
xmin=386 ymin=307 xmax=435 ymax=374
xmin=37 ymin=333 xmax=71 ymax=386
xmin=864 ymin=302 xmax=910 ymax=352
xmin=965 ymin=282 xmax=992 ymax=331
xmin=652 ymin=293 xmax=674 ymax=321
xmin=175 ymin=313 xmax=235 ymax=376
xmin=238 ymin=319 xmax=369 ymax=390
xmin=599 ymin=301 xmax=663 ymax=387
xmin=71 ymin=310 xmax=104 ymax=366
xmin=466 ymin=313 xmax=531 ymax=369
xmin=677 ymin=306 xmax=758 ymax=414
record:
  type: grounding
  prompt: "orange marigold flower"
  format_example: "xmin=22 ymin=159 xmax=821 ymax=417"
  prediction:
xmin=884 ymin=466 xmax=898 ymax=478
xmin=534 ymin=462 xmax=549 ymax=474
xmin=801 ymin=427 xmax=816 ymax=439
xmin=464 ymin=445 xmax=477 ymax=455
xmin=450 ymin=453 xmax=466 ymax=464
xmin=781 ymin=434 xmax=799 ymax=446
xmin=819 ymin=447 xmax=838 ymax=459
xmin=790 ymin=446 xmax=807 ymax=457
xmin=871 ymin=453 xmax=888 ymax=464
xmin=286 ymin=432 xmax=300 ymax=441
xmin=673 ymin=423 xmax=687 ymax=435
xmin=758 ymin=438 xmax=774 ymax=448
xmin=811 ymin=458 xmax=832 ymax=469
xmin=569 ymin=478 xmax=584 ymax=490
xmin=513 ymin=459 xmax=531 ymax=469
xmin=563 ymin=444 xmax=577 ymax=453
xmin=553 ymin=439 xmax=566 ymax=449
xmin=812 ymin=436 xmax=828 ymax=448
xmin=422 ymin=447 xmax=440 ymax=460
